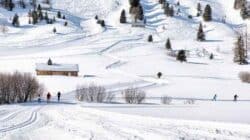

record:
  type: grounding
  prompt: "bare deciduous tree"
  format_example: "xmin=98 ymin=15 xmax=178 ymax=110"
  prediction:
xmin=0 ymin=71 xmax=44 ymax=104
xmin=76 ymin=84 xmax=113 ymax=103
xmin=123 ymin=88 xmax=146 ymax=104
xmin=239 ymin=71 xmax=250 ymax=83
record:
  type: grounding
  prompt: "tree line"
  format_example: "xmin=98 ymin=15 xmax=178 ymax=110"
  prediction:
xmin=0 ymin=71 xmax=44 ymax=104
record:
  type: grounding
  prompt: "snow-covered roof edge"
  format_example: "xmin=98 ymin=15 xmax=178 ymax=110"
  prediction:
xmin=35 ymin=63 xmax=79 ymax=72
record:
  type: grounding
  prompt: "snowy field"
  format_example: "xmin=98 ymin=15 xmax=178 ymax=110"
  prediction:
xmin=0 ymin=0 xmax=250 ymax=139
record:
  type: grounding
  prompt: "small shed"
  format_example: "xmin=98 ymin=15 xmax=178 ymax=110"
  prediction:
xmin=36 ymin=63 xmax=79 ymax=77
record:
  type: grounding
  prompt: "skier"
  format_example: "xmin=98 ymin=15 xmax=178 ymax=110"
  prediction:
xmin=47 ymin=92 xmax=51 ymax=103
xmin=57 ymin=91 xmax=61 ymax=102
xmin=212 ymin=94 xmax=217 ymax=101
xmin=38 ymin=94 xmax=41 ymax=103
xmin=234 ymin=94 xmax=239 ymax=102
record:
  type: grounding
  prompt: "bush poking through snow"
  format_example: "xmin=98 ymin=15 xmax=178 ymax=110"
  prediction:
xmin=184 ymin=99 xmax=196 ymax=104
xmin=0 ymin=71 xmax=44 ymax=104
xmin=0 ymin=24 xmax=8 ymax=34
xmin=123 ymin=88 xmax=146 ymax=104
xmin=76 ymin=84 xmax=113 ymax=103
xmin=97 ymin=20 xmax=105 ymax=27
xmin=148 ymin=35 xmax=153 ymax=42
xmin=177 ymin=50 xmax=187 ymax=62
xmin=239 ymin=72 xmax=250 ymax=83
xmin=157 ymin=72 xmax=162 ymax=79
xmin=161 ymin=96 xmax=172 ymax=104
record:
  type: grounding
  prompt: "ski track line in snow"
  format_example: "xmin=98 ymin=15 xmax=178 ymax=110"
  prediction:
xmin=0 ymin=109 xmax=26 ymax=122
xmin=99 ymin=37 xmax=143 ymax=53
xmin=0 ymin=107 xmax=41 ymax=133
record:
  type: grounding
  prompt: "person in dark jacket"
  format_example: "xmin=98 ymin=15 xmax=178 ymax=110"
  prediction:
xmin=212 ymin=94 xmax=217 ymax=101
xmin=47 ymin=92 xmax=51 ymax=103
xmin=38 ymin=94 xmax=41 ymax=103
xmin=57 ymin=91 xmax=61 ymax=102
xmin=234 ymin=94 xmax=238 ymax=102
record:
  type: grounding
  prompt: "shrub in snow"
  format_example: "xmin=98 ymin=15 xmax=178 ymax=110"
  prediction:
xmin=177 ymin=50 xmax=187 ymax=62
xmin=97 ymin=20 xmax=105 ymax=27
xmin=239 ymin=72 xmax=250 ymax=83
xmin=161 ymin=96 xmax=172 ymax=104
xmin=62 ymin=15 xmax=66 ymax=20
xmin=0 ymin=24 xmax=8 ymax=34
xmin=47 ymin=58 xmax=53 ymax=65
xmin=123 ymin=88 xmax=146 ymax=104
xmin=95 ymin=15 xmax=98 ymax=20
xmin=76 ymin=84 xmax=112 ymax=103
xmin=0 ymin=71 xmax=44 ymax=104
xmin=184 ymin=99 xmax=195 ymax=104
xmin=148 ymin=35 xmax=153 ymax=42
xmin=157 ymin=72 xmax=162 ymax=79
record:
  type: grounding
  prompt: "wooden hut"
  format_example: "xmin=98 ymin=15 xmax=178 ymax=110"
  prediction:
xmin=36 ymin=63 xmax=79 ymax=77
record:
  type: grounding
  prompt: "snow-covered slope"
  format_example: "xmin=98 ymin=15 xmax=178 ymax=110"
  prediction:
xmin=0 ymin=0 xmax=250 ymax=139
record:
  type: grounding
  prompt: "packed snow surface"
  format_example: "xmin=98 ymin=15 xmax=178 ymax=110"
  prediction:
xmin=0 ymin=0 xmax=250 ymax=139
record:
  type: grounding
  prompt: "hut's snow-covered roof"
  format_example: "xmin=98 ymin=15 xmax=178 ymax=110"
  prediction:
xmin=36 ymin=63 xmax=79 ymax=72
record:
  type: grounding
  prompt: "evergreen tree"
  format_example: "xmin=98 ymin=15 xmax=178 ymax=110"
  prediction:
xmin=210 ymin=53 xmax=214 ymax=60
xmin=37 ymin=4 xmax=42 ymax=11
xmin=138 ymin=5 xmax=144 ymax=20
xmin=177 ymin=50 xmax=187 ymax=62
xmin=62 ymin=15 xmax=66 ymax=19
xmin=32 ymin=10 xmax=38 ymax=24
xmin=53 ymin=27 xmax=56 ymax=33
xmin=166 ymin=38 xmax=172 ymax=50
xmin=129 ymin=0 xmax=140 ymax=7
xmin=164 ymin=2 xmax=170 ymax=15
xmin=177 ymin=1 xmax=180 ymax=6
xmin=169 ymin=6 xmax=174 ymax=17
xmin=44 ymin=12 xmax=49 ymax=21
xmin=240 ymin=5 xmax=249 ymax=19
xmin=203 ymin=4 xmax=212 ymax=21
xmin=38 ymin=10 xmax=43 ymax=20
xmin=12 ymin=13 xmax=20 ymax=27
xmin=64 ymin=21 xmax=68 ymax=26
xmin=57 ymin=11 xmax=61 ymax=18
xmin=120 ymin=9 xmax=127 ymax=23
xmin=47 ymin=58 xmax=52 ymax=65
xmin=53 ymin=16 xmax=56 ymax=23
xmin=159 ymin=0 xmax=164 ymax=4
xmin=234 ymin=36 xmax=248 ymax=64
xmin=197 ymin=3 xmax=201 ymax=12
xmin=197 ymin=23 xmax=205 ymax=41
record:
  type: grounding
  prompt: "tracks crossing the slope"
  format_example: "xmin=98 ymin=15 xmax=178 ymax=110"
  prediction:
xmin=0 ymin=107 xmax=41 ymax=133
